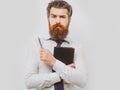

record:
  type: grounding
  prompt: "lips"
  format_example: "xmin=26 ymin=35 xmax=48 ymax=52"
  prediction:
xmin=55 ymin=26 xmax=61 ymax=30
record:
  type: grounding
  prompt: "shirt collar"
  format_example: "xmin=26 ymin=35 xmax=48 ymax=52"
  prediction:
xmin=48 ymin=38 xmax=70 ymax=44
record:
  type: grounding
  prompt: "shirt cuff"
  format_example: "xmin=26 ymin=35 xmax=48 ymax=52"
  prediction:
xmin=53 ymin=60 xmax=66 ymax=73
xmin=50 ymin=72 xmax=61 ymax=83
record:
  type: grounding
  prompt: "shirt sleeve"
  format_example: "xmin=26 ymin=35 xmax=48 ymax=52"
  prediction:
xmin=25 ymin=72 xmax=61 ymax=89
xmin=24 ymin=37 xmax=61 ymax=89
xmin=53 ymin=45 xmax=88 ymax=88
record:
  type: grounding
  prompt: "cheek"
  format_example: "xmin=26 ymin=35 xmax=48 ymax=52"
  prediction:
xmin=61 ymin=20 xmax=69 ymax=26
xmin=60 ymin=18 xmax=69 ymax=25
xmin=49 ymin=19 xmax=56 ymax=26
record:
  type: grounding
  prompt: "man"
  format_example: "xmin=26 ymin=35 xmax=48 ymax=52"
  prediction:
xmin=25 ymin=0 xmax=87 ymax=90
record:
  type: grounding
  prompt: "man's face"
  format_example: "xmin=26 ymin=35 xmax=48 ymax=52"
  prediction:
xmin=48 ymin=7 xmax=71 ymax=40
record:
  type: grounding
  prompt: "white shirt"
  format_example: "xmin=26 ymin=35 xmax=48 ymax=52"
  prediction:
xmin=24 ymin=37 xmax=88 ymax=90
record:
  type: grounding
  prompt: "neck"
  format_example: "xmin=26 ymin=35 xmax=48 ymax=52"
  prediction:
xmin=50 ymin=38 xmax=64 ymax=41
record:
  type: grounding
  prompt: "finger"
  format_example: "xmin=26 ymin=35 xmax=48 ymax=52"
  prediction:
xmin=71 ymin=64 xmax=75 ymax=66
xmin=68 ymin=64 xmax=76 ymax=68
xmin=71 ymin=64 xmax=76 ymax=68
xmin=40 ymin=51 xmax=44 ymax=55
xmin=68 ymin=63 xmax=74 ymax=66
xmin=40 ymin=48 xmax=46 ymax=52
xmin=40 ymin=55 xmax=44 ymax=61
xmin=40 ymin=49 xmax=44 ymax=52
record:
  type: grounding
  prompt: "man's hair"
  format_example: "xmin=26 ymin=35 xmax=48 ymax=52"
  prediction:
xmin=47 ymin=0 xmax=72 ymax=17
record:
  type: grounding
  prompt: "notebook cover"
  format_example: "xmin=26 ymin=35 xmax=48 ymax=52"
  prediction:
xmin=53 ymin=47 xmax=74 ymax=65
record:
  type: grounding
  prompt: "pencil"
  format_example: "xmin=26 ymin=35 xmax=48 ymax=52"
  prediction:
xmin=38 ymin=37 xmax=43 ymax=48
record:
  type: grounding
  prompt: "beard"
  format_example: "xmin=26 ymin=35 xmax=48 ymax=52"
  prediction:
xmin=49 ymin=23 xmax=69 ymax=40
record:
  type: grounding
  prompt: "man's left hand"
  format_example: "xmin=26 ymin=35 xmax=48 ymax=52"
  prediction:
xmin=40 ymin=48 xmax=56 ymax=67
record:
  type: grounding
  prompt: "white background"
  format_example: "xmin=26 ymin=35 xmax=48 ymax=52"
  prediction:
xmin=0 ymin=0 xmax=120 ymax=90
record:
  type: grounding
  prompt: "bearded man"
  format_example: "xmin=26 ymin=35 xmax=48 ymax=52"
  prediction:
xmin=25 ymin=0 xmax=87 ymax=90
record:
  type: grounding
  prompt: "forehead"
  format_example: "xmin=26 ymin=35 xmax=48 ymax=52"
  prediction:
xmin=50 ymin=7 xmax=68 ymax=16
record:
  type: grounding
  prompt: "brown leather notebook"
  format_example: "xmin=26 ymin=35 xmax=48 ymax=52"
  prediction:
xmin=53 ymin=47 xmax=75 ymax=65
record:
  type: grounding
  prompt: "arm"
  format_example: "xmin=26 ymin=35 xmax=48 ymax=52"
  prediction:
xmin=53 ymin=46 xmax=88 ymax=88
xmin=39 ymin=43 xmax=88 ymax=88
xmin=24 ymin=39 xmax=61 ymax=89
xmin=25 ymin=71 xmax=61 ymax=89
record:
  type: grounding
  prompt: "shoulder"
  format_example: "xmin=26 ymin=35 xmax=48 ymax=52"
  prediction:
xmin=32 ymin=36 xmax=49 ymax=48
xmin=65 ymin=37 xmax=82 ymax=49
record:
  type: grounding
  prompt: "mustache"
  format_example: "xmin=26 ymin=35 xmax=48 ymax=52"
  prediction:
xmin=52 ymin=23 xmax=65 ymax=30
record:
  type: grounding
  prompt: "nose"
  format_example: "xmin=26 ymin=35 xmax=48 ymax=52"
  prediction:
xmin=55 ymin=17 xmax=60 ymax=24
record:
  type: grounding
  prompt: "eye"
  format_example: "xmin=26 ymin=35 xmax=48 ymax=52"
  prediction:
xmin=51 ymin=15 xmax=56 ymax=18
xmin=60 ymin=16 xmax=66 ymax=18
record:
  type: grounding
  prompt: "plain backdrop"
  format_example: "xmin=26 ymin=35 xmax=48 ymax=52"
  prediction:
xmin=0 ymin=0 xmax=120 ymax=90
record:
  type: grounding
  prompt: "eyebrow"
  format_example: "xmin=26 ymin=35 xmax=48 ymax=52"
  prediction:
xmin=50 ymin=13 xmax=66 ymax=17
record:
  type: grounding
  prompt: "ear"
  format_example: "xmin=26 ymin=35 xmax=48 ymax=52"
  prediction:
xmin=68 ymin=17 xmax=71 ymax=22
